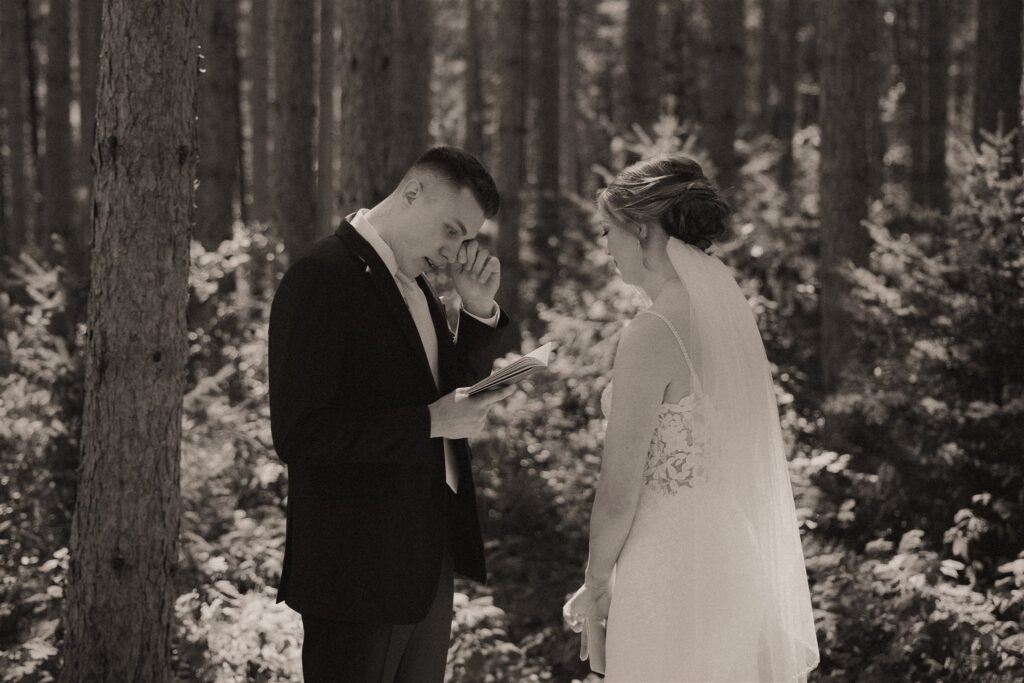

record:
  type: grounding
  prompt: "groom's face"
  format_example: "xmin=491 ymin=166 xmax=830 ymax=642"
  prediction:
xmin=395 ymin=179 xmax=486 ymax=278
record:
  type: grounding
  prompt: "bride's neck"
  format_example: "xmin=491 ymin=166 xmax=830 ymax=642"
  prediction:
xmin=639 ymin=256 xmax=680 ymax=302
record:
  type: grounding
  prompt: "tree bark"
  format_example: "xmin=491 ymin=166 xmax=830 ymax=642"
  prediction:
xmin=464 ymin=0 xmax=485 ymax=158
xmin=776 ymin=0 xmax=798 ymax=187
xmin=560 ymin=0 xmax=579 ymax=208
xmin=703 ymin=0 xmax=744 ymax=189
xmin=622 ymin=0 xmax=659 ymax=131
xmin=197 ymin=0 xmax=241 ymax=249
xmin=318 ymin=0 xmax=337 ymax=235
xmin=817 ymin=0 xmax=876 ymax=444
xmin=1 ymin=0 xmax=33 ymax=254
xmin=59 ymin=1 xmax=197 ymax=680
xmin=533 ymin=0 xmax=560 ymax=312
xmin=43 ymin=0 xmax=73 ymax=251
xmin=494 ymin=0 xmax=528 ymax=336
xmin=389 ymin=0 xmax=433 ymax=184
xmin=908 ymin=0 xmax=950 ymax=211
xmin=78 ymin=0 xmax=102 ymax=236
xmin=663 ymin=0 xmax=700 ymax=123
xmin=337 ymin=0 xmax=394 ymax=213
xmin=973 ymin=0 xmax=1023 ymax=145
xmin=760 ymin=0 xmax=777 ymax=132
xmin=249 ymin=0 xmax=270 ymax=222
xmin=273 ymin=0 xmax=316 ymax=260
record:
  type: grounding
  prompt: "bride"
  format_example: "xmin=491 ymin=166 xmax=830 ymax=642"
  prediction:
xmin=563 ymin=154 xmax=819 ymax=682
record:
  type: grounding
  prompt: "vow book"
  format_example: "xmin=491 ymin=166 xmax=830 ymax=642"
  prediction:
xmin=465 ymin=342 xmax=555 ymax=397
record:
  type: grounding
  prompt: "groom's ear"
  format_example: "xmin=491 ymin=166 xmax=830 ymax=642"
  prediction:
xmin=402 ymin=179 xmax=422 ymax=206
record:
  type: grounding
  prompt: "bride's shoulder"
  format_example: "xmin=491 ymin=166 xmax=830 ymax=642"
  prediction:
xmin=617 ymin=311 xmax=680 ymax=362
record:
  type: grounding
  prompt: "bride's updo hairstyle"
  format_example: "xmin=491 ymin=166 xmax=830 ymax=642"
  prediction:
xmin=597 ymin=155 xmax=731 ymax=251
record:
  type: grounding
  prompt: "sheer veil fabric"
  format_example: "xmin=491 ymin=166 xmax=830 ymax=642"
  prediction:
xmin=652 ymin=237 xmax=819 ymax=680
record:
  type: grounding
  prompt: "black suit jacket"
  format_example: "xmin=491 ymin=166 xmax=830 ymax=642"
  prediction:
xmin=268 ymin=220 xmax=510 ymax=623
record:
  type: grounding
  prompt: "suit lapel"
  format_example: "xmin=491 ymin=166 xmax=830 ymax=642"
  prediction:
xmin=334 ymin=221 xmax=437 ymax=392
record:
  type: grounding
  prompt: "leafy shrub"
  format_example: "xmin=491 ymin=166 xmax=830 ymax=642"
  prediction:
xmin=837 ymin=133 xmax=1024 ymax=575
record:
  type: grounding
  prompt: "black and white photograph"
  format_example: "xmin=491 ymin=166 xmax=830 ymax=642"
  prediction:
xmin=1 ymin=0 xmax=1023 ymax=681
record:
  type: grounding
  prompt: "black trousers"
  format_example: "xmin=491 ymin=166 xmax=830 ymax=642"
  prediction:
xmin=300 ymin=519 xmax=456 ymax=682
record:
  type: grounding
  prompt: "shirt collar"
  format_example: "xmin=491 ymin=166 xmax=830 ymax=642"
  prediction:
xmin=348 ymin=209 xmax=401 ymax=279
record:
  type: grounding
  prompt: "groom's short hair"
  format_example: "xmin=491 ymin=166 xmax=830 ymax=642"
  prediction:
xmin=408 ymin=146 xmax=500 ymax=219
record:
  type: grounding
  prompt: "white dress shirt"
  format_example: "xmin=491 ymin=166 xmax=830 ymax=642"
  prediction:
xmin=348 ymin=209 xmax=499 ymax=492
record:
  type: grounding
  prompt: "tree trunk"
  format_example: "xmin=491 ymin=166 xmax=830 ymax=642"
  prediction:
xmin=703 ymin=0 xmax=744 ymax=189
xmin=318 ymin=0 xmax=337 ymax=235
xmin=533 ymin=0 xmax=560 ymax=312
xmin=44 ymin=0 xmax=73 ymax=251
xmin=59 ymin=1 xmax=197 ymax=680
xmin=78 ymin=0 xmax=102 ymax=236
xmin=973 ymin=0 xmax=1022 ymax=145
xmin=818 ymin=0 xmax=876 ymax=445
xmin=389 ymin=0 xmax=433 ymax=184
xmin=249 ymin=0 xmax=270 ymax=222
xmin=760 ymin=0 xmax=776 ymax=132
xmin=663 ymin=0 xmax=700 ymax=123
xmin=1 ymin=0 xmax=33 ymax=254
xmin=909 ymin=0 xmax=950 ymax=211
xmin=464 ymin=0 xmax=485 ymax=158
xmin=273 ymin=0 xmax=316 ymax=260
xmin=337 ymin=0 xmax=393 ymax=213
xmin=494 ymin=0 xmax=528 ymax=338
xmin=197 ymin=0 xmax=241 ymax=249
xmin=777 ymin=0 xmax=798 ymax=186
xmin=622 ymin=0 xmax=659 ymax=131
xmin=560 ymin=0 xmax=579 ymax=208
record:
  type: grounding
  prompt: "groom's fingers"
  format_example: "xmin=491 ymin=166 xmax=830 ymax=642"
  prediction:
xmin=477 ymin=255 xmax=499 ymax=283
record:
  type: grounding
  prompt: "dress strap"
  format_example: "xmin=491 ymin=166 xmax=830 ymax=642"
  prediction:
xmin=639 ymin=309 xmax=703 ymax=393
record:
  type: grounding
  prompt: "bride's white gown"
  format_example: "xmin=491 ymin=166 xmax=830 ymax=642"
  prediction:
xmin=600 ymin=310 xmax=801 ymax=683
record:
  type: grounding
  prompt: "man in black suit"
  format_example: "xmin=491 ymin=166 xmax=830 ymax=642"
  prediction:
xmin=268 ymin=147 xmax=514 ymax=682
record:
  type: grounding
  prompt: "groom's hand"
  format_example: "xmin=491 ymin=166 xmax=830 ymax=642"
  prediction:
xmin=452 ymin=240 xmax=500 ymax=318
xmin=428 ymin=385 xmax=515 ymax=439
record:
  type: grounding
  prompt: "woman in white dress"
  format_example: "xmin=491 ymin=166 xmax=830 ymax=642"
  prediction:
xmin=563 ymin=155 xmax=819 ymax=682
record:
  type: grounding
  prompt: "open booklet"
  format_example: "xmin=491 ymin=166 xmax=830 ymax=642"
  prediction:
xmin=465 ymin=342 xmax=555 ymax=397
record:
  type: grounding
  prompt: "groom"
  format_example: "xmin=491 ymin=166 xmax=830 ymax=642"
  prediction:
xmin=268 ymin=147 xmax=514 ymax=681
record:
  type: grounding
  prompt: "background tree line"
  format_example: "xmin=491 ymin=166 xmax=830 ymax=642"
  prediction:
xmin=1 ymin=0 xmax=1023 ymax=680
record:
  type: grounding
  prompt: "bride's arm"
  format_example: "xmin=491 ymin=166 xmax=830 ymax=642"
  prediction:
xmin=584 ymin=316 xmax=674 ymax=588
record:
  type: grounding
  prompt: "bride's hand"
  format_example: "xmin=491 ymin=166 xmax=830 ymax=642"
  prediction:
xmin=562 ymin=583 xmax=611 ymax=633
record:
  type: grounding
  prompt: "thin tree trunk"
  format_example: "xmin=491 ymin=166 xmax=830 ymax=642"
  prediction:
xmin=703 ymin=0 xmax=744 ymax=189
xmin=777 ymin=0 xmax=798 ymax=186
xmin=909 ymin=0 xmax=949 ymax=211
xmin=464 ymin=0 xmax=485 ymax=158
xmin=59 ymin=1 xmax=198 ymax=679
xmin=760 ymin=0 xmax=776 ymax=132
xmin=664 ymin=0 xmax=700 ymax=123
xmin=973 ymin=0 xmax=1022 ymax=168
xmin=2 ymin=0 xmax=33 ymax=254
xmin=197 ymin=0 xmax=241 ymax=249
xmin=78 ymin=0 xmax=102 ymax=237
xmin=273 ymin=0 xmax=316 ymax=260
xmin=818 ymin=0 xmax=876 ymax=445
xmin=390 ymin=0 xmax=433 ymax=186
xmin=494 ymin=0 xmax=528 ymax=340
xmin=622 ymin=0 xmax=659 ymax=131
xmin=249 ymin=0 xmax=270 ymax=222
xmin=337 ymin=0 xmax=393 ymax=213
xmin=560 ymin=0 xmax=579 ymax=208
xmin=317 ymin=0 xmax=337 ymax=235
xmin=533 ymin=0 xmax=560 ymax=312
xmin=44 ymin=0 xmax=73 ymax=250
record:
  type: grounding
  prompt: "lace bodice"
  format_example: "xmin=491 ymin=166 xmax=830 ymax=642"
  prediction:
xmin=601 ymin=310 xmax=711 ymax=495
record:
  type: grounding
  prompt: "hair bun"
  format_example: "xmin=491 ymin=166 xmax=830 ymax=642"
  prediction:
xmin=597 ymin=154 xmax=732 ymax=251
xmin=662 ymin=178 xmax=731 ymax=250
